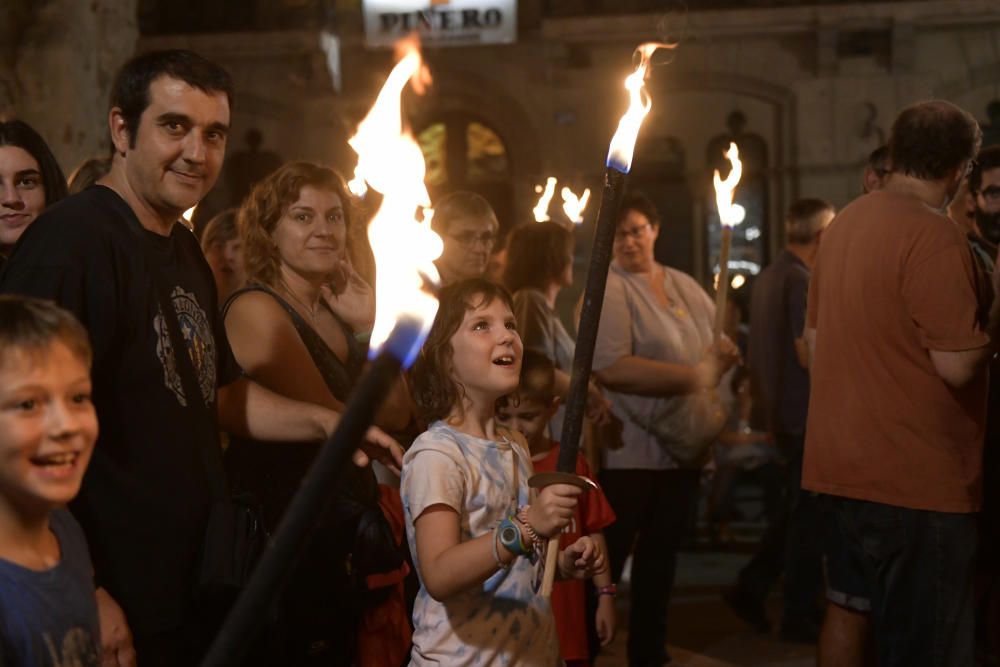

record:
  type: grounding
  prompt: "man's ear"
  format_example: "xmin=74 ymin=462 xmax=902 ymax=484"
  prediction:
xmin=109 ymin=107 xmax=130 ymax=157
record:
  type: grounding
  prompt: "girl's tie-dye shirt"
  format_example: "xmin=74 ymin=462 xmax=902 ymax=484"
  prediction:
xmin=401 ymin=421 xmax=560 ymax=666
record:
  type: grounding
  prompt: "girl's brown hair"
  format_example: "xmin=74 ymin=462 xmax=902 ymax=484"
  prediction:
xmin=410 ymin=278 xmax=515 ymax=424
xmin=239 ymin=161 xmax=358 ymax=287
xmin=502 ymin=221 xmax=573 ymax=294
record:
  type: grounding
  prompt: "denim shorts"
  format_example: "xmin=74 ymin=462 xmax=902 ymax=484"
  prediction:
xmin=821 ymin=494 xmax=871 ymax=612
xmin=823 ymin=494 xmax=977 ymax=667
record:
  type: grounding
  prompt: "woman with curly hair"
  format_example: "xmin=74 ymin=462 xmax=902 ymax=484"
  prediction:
xmin=0 ymin=119 xmax=68 ymax=266
xmin=223 ymin=161 xmax=409 ymax=666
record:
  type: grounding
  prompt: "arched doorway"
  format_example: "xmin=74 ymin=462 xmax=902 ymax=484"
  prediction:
xmin=417 ymin=113 xmax=514 ymax=235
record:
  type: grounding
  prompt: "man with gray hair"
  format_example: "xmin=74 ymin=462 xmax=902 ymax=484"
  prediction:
xmin=805 ymin=100 xmax=1000 ymax=666
xmin=726 ymin=198 xmax=834 ymax=641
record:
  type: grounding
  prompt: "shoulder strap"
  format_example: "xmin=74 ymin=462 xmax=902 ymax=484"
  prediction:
xmin=223 ymin=283 xmax=360 ymax=400
xmin=96 ymin=189 xmax=228 ymax=499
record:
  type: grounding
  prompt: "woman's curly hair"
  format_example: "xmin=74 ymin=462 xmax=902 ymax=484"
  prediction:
xmin=410 ymin=278 xmax=515 ymax=424
xmin=238 ymin=161 xmax=358 ymax=288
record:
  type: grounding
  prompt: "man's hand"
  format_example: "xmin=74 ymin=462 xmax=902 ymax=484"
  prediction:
xmin=96 ymin=587 xmax=136 ymax=667
xmin=595 ymin=593 xmax=617 ymax=646
xmin=316 ymin=411 xmax=404 ymax=475
xmin=352 ymin=425 xmax=404 ymax=475
xmin=557 ymin=535 xmax=607 ymax=580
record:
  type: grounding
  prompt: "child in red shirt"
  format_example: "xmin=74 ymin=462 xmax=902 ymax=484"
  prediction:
xmin=497 ymin=351 xmax=617 ymax=666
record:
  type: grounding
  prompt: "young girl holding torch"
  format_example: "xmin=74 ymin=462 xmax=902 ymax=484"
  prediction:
xmin=402 ymin=278 xmax=606 ymax=665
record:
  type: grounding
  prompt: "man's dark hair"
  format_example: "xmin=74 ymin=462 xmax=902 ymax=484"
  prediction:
xmin=0 ymin=119 xmax=68 ymax=206
xmin=888 ymin=101 xmax=981 ymax=181
xmin=786 ymin=198 xmax=835 ymax=244
xmin=969 ymin=145 xmax=1000 ymax=194
xmin=616 ymin=192 xmax=661 ymax=227
xmin=110 ymin=49 xmax=234 ymax=148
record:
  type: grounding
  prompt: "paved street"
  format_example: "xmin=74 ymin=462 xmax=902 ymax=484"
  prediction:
xmin=595 ymin=551 xmax=817 ymax=667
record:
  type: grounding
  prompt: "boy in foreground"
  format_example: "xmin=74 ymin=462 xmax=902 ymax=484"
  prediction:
xmin=497 ymin=350 xmax=617 ymax=666
xmin=0 ymin=296 xmax=108 ymax=666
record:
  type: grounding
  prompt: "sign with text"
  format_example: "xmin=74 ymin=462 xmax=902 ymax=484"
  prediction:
xmin=362 ymin=0 xmax=517 ymax=48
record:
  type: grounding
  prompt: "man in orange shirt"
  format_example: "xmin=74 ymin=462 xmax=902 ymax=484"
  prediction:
xmin=804 ymin=100 xmax=1000 ymax=667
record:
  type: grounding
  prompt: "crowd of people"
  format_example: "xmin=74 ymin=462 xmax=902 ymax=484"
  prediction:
xmin=0 ymin=47 xmax=997 ymax=667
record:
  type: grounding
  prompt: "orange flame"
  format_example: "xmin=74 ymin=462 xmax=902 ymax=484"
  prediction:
xmin=561 ymin=186 xmax=591 ymax=224
xmin=712 ymin=142 xmax=746 ymax=227
xmin=533 ymin=177 xmax=557 ymax=222
xmin=607 ymin=42 xmax=675 ymax=173
xmin=347 ymin=39 xmax=441 ymax=359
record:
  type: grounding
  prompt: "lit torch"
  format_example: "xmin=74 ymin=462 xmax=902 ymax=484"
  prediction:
xmin=711 ymin=142 xmax=745 ymax=343
xmin=534 ymin=42 xmax=675 ymax=597
xmin=533 ymin=176 xmax=557 ymax=222
xmin=201 ymin=41 xmax=439 ymax=667
xmin=560 ymin=186 xmax=591 ymax=225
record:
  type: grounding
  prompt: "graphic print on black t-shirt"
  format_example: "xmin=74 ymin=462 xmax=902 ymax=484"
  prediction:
xmin=154 ymin=285 xmax=217 ymax=407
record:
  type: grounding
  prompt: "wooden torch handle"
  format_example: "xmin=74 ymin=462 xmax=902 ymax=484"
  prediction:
xmin=541 ymin=535 xmax=560 ymax=597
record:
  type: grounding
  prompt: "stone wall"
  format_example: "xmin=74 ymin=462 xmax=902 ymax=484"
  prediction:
xmin=128 ymin=0 xmax=999 ymax=282
xmin=0 ymin=0 xmax=138 ymax=179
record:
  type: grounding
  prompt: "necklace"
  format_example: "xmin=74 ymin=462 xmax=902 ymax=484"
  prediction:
xmin=659 ymin=269 xmax=687 ymax=319
xmin=278 ymin=280 xmax=322 ymax=323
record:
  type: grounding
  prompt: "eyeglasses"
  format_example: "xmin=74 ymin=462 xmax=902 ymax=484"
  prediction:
xmin=614 ymin=223 xmax=650 ymax=242
xmin=449 ymin=230 xmax=496 ymax=248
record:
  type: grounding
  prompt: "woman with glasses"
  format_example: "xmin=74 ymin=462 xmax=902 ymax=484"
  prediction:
xmin=430 ymin=191 xmax=498 ymax=285
xmin=591 ymin=192 xmax=740 ymax=667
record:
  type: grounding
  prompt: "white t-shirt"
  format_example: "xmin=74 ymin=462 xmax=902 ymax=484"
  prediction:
xmin=401 ymin=421 xmax=560 ymax=666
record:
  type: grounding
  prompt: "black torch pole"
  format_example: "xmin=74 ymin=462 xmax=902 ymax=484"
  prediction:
xmin=558 ymin=166 xmax=627 ymax=471
xmin=201 ymin=350 xmax=403 ymax=667
xmin=534 ymin=165 xmax=628 ymax=596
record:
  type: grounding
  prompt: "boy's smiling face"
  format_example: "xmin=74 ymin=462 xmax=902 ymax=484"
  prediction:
xmin=0 ymin=341 xmax=97 ymax=517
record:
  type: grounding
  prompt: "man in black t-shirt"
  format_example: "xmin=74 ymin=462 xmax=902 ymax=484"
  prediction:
xmin=0 ymin=50 xmax=400 ymax=667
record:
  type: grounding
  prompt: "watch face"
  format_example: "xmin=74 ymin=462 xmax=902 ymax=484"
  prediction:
xmin=501 ymin=526 xmax=519 ymax=543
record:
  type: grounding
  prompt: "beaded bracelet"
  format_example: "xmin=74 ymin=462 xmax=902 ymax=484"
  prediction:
xmin=516 ymin=506 xmax=544 ymax=550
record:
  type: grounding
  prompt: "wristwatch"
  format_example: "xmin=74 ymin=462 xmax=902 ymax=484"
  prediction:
xmin=498 ymin=515 xmax=532 ymax=557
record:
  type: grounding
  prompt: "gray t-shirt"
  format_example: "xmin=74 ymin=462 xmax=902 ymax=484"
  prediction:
xmin=594 ymin=262 xmax=719 ymax=470
xmin=0 ymin=510 xmax=100 ymax=666
xmin=401 ymin=422 xmax=559 ymax=666
xmin=513 ymin=288 xmax=576 ymax=442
